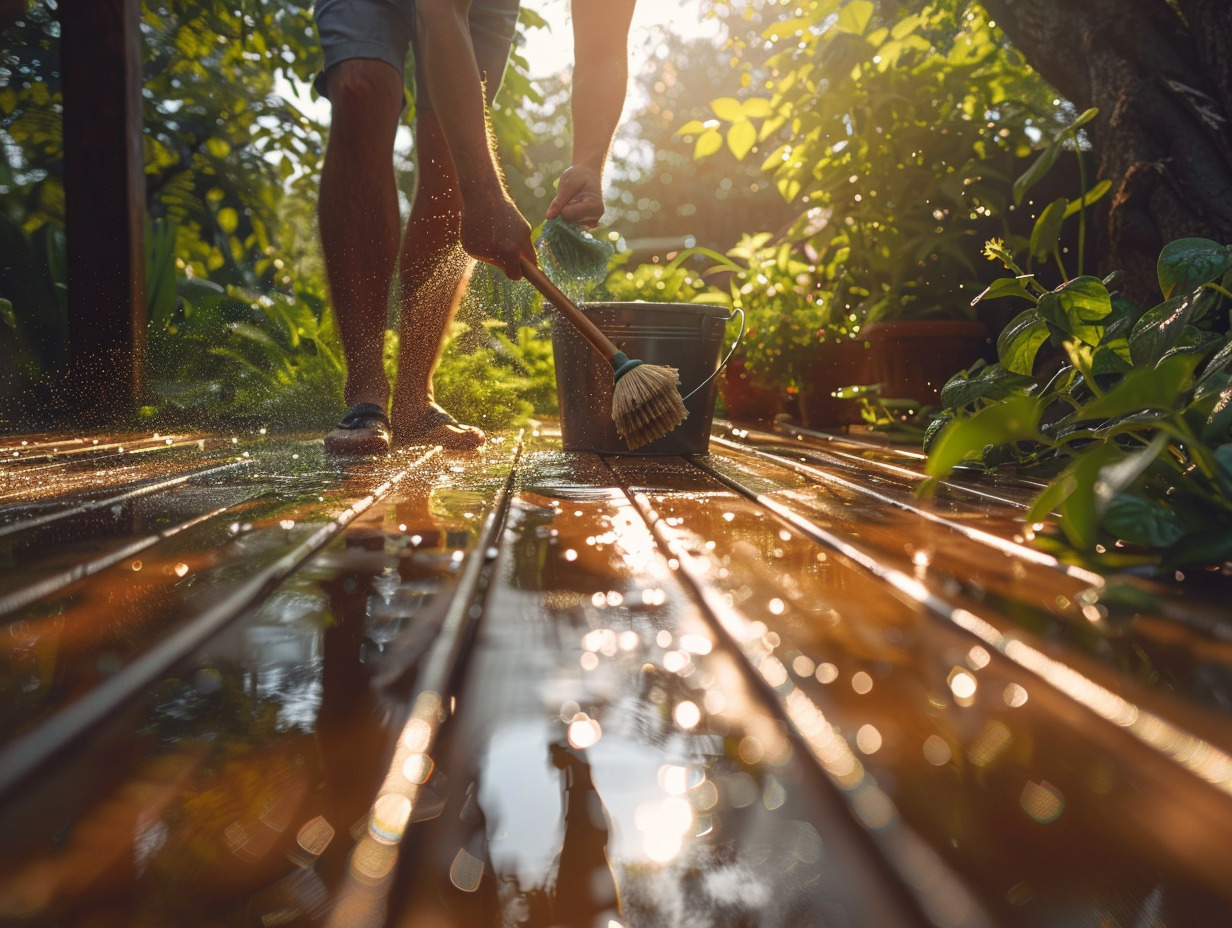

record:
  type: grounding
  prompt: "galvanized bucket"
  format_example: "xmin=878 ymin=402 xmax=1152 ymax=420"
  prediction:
xmin=550 ymin=301 xmax=743 ymax=455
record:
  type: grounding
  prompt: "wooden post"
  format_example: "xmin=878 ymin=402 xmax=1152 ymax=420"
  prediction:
xmin=59 ymin=0 xmax=146 ymax=423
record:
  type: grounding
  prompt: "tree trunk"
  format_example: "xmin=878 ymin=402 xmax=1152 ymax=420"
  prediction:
xmin=981 ymin=0 xmax=1232 ymax=307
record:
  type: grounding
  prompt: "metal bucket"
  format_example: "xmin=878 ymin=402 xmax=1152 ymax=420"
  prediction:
xmin=550 ymin=301 xmax=743 ymax=455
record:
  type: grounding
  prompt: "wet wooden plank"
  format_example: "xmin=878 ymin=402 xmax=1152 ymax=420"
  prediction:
xmin=720 ymin=423 xmax=1046 ymax=509
xmin=0 ymin=435 xmax=239 ymax=517
xmin=0 ymin=447 xmax=434 ymax=794
xmin=708 ymin=431 xmax=1232 ymax=710
xmin=0 ymin=434 xmax=524 ymax=924
xmin=2 ymin=424 xmax=1230 ymax=927
xmin=607 ymin=453 xmax=1232 ymax=926
xmin=698 ymin=450 xmax=1232 ymax=721
xmin=386 ymin=446 xmax=931 ymax=927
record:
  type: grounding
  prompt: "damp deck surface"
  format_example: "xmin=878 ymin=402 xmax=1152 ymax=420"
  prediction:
xmin=0 ymin=422 xmax=1229 ymax=928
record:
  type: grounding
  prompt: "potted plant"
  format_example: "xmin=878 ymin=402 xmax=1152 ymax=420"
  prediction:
xmin=658 ymin=234 xmax=868 ymax=426
xmin=681 ymin=0 xmax=1058 ymax=411
xmin=600 ymin=248 xmax=787 ymax=422
xmin=861 ymin=107 xmax=1111 ymax=405
xmin=857 ymin=294 xmax=990 ymax=407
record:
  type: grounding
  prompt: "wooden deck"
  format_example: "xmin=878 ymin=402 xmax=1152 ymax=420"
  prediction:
xmin=0 ymin=421 xmax=1230 ymax=927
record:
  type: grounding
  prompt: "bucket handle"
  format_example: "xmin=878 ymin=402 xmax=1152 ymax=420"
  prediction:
xmin=681 ymin=307 xmax=745 ymax=404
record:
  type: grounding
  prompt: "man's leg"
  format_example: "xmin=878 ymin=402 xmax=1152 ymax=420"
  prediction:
xmin=319 ymin=58 xmax=405 ymax=413
xmin=389 ymin=108 xmax=485 ymax=449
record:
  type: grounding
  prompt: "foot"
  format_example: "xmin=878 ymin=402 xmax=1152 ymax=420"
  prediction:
xmin=324 ymin=402 xmax=392 ymax=458
xmin=395 ymin=404 xmax=485 ymax=450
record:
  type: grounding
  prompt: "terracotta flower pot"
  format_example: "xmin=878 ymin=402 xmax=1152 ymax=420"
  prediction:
xmin=719 ymin=356 xmax=782 ymax=422
xmin=797 ymin=337 xmax=873 ymax=428
xmin=863 ymin=319 xmax=989 ymax=405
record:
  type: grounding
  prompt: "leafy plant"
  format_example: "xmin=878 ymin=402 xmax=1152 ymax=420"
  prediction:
xmin=838 ymin=383 xmax=932 ymax=442
xmin=602 ymin=248 xmax=717 ymax=306
xmin=146 ymin=236 xmax=347 ymax=430
xmin=429 ymin=320 xmax=540 ymax=430
xmin=607 ymin=234 xmax=840 ymax=393
xmin=1 ymin=1 xmax=551 ymax=432
xmin=0 ymin=211 xmax=67 ymax=395
xmin=683 ymin=0 xmax=1057 ymax=328
xmin=924 ymin=236 xmax=1232 ymax=569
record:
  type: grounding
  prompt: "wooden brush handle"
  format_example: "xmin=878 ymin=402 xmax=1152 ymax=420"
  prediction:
xmin=519 ymin=257 xmax=620 ymax=361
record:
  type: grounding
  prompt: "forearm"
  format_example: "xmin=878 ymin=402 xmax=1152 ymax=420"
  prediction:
xmin=570 ymin=1 xmax=636 ymax=172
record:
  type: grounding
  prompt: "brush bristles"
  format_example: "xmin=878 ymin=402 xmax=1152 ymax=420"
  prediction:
xmin=611 ymin=363 xmax=689 ymax=450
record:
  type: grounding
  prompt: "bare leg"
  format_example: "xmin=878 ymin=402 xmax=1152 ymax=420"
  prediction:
xmin=389 ymin=109 xmax=485 ymax=449
xmin=319 ymin=59 xmax=405 ymax=411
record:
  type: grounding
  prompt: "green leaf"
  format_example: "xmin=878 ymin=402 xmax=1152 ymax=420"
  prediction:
xmin=996 ymin=308 xmax=1050 ymax=375
xmin=924 ymin=394 xmax=1046 ymax=479
xmin=1103 ymin=492 xmax=1187 ymax=549
xmin=760 ymin=143 xmax=790 ymax=173
xmin=0 ymin=297 xmax=15 ymax=335
xmin=742 ymin=98 xmax=774 ymax=119
xmin=727 ymin=120 xmax=757 ymax=160
xmin=835 ymin=0 xmax=875 ymax=35
xmin=1214 ymin=443 xmax=1232 ymax=496
xmin=972 ymin=276 xmax=1034 ymax=305
xmin=1157 ymin=237 xmax=1232 ymax=299
xmin=1013 ymin=140 xmax=1062 ymax=206
xmin=1064 ymin=107 xmax=1100 ymax=133
xmin=1036 ymin=276 xmax=1112 ymax=333
xmin=229 ymin=321 xmax=283 ymax=352
xmin=710 ymin=96 xmax=745 ymax=123
xmin=1090 ymin=340 xmax=1133 ymax=377
xmin=1161 ymin=327 xmax=1224 ymax=364
xmin=145 ymin=218 xmax=180 ymax=330
xmin=1062 ymin=339 xmax=1097 ymax=385
xmin=694 ymin=129 xmax=723 ymax=159
xmin=1063 ymin=179 xmax=1112 ymax=218
xmin=1029 ymin=198 xmax=1068 ymax=261
xmin=939 ymin=363 xmax=1035 ymax=410
xmin=1030 ymin=439 xmax=1123 ymax=550
xmin=1128 ymin=288 xmax=1220 ymax=367
xmin=1197 ymin=336 xmax=1232 ymax=390
xmin=1192 ymin=379 xmax=1232 ymax=442
xmin=775 ymin=174 xmax=802 ymax=203
xmin=217 ymin=207 xmax=239 ymax=235
xmin=1077 ymin=352 xmax=1199 ymax=420
xmin=1094 ymin=431 xmax=1170 ymax=512
xmin=758 ymin=112 xmax=788 ymax=142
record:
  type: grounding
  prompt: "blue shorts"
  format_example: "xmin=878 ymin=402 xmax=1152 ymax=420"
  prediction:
xmin=313 ymin=0 xmax=521 ymax=109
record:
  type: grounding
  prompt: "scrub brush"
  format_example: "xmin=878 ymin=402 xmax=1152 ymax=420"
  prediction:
xmin=536 ymin=217 xmax=614 ymax=291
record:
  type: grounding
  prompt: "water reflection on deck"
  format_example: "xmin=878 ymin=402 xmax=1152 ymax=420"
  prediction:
xmin=0 ymin=423 xmax=1228 ymax=927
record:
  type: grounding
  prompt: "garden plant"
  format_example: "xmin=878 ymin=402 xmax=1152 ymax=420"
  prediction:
xmin=925 ymin=235 xmax=1232 ymax=570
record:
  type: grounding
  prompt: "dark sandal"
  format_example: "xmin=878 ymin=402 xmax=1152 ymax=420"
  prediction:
xmin=398 ymin=405 xmax=485 ymax=450
xmin=324 ymin=402 xmax=392 ymax=457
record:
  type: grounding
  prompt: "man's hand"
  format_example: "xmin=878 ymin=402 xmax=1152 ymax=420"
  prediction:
xmin=546 ymin=164 xmax=605 ymax=229
xmin=460 ymin=192 xmax=535 ymax=280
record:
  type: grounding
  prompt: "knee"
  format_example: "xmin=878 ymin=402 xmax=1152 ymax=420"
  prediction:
xmin=326 ymin=60 xmax=403 ymax=122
